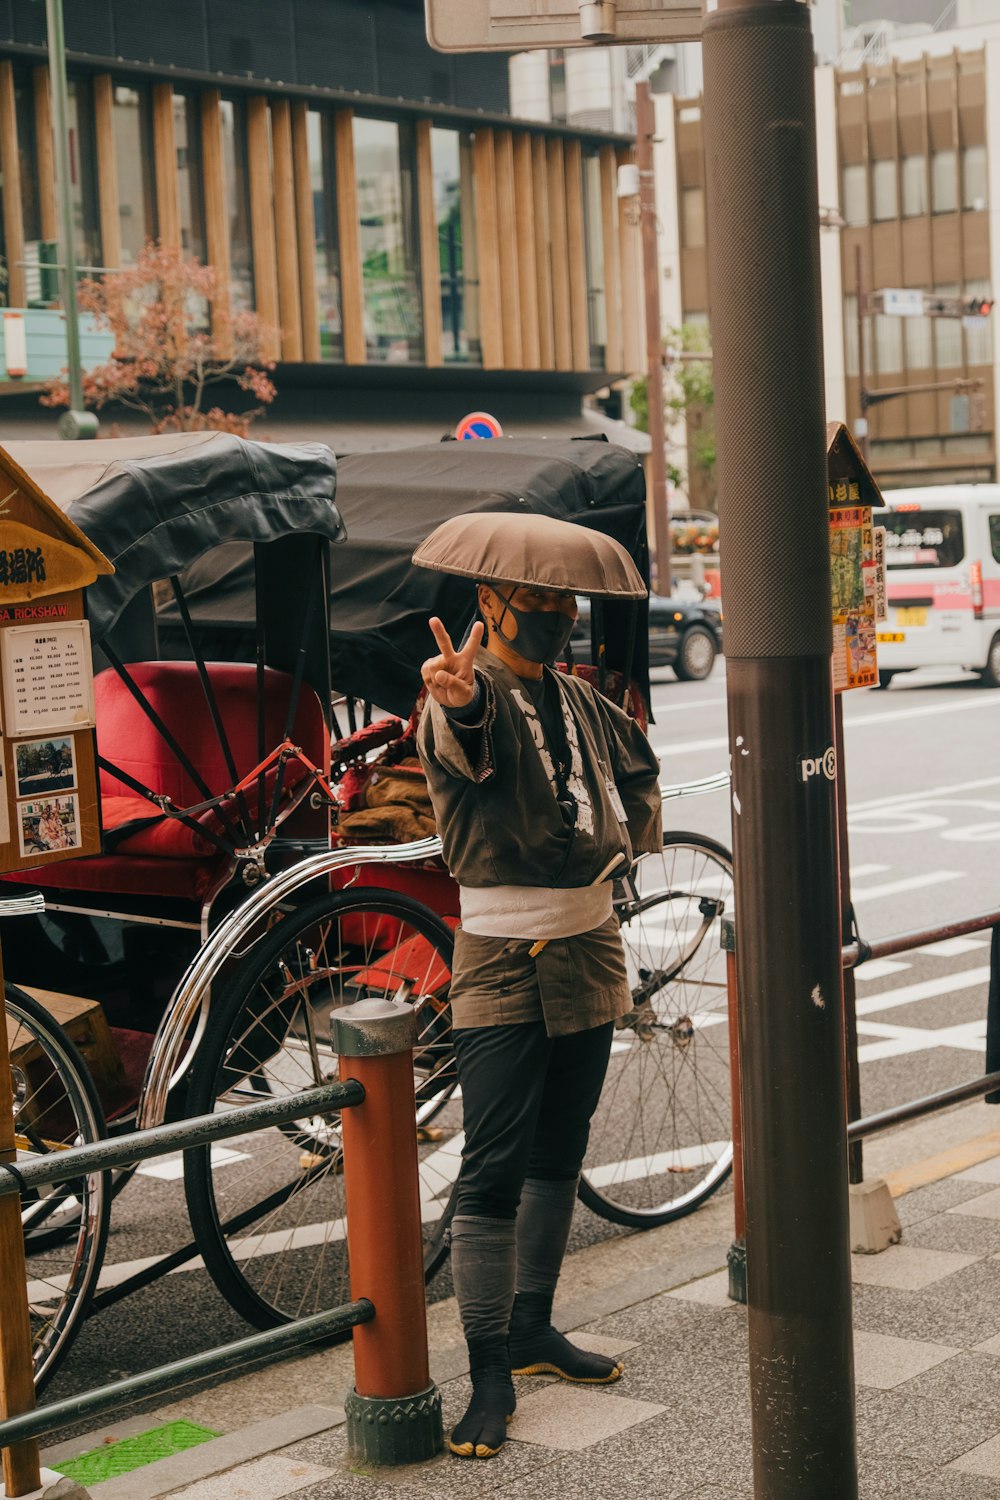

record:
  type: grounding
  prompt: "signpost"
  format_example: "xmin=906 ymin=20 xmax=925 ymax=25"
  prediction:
xmin=454 ymin=411 xmax=504 ymax=440
xmin=424 ymin=0 xmax=701 ymax=50
xmin=0 ymin=446 xmax=110 ymax=1496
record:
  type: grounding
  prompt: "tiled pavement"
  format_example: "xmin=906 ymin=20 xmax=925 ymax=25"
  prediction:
xmin=41 ymin=1151 xmax=1000 ymax=1500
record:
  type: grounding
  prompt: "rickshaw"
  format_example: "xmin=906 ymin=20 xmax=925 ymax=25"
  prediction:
xmin=0 ymin=432 xmax=733 ymax=1390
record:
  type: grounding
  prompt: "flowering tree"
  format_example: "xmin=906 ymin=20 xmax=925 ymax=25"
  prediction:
xmin=41 ymin=243 xmax=277 ymax=435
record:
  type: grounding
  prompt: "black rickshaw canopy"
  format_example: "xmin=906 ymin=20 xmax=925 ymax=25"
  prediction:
xmin=4 ymin=431 xmax=344 ymax=646
xmin=161 ymin=438 xmax=650 ymax=717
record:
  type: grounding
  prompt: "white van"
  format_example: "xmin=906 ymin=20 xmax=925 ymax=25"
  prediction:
xmin=876 ymin=487 xmax=1000 ymax=687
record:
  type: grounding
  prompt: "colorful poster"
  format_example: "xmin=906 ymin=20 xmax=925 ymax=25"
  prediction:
xmin=830 ymin=505 xmax=878 ymax=691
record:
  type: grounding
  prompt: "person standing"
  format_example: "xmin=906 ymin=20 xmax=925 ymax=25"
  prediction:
xmin=414 ymin=512 xmax=661 ymax=1461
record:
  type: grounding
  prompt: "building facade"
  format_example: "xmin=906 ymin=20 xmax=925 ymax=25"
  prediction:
xmin=0 ymin=0 xmax=646 ymax=435
xmin=656 ymin=11 xmax=1000 ymax=491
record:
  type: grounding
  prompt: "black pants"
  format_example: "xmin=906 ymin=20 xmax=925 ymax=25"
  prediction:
xmin=452 ymin=1019 xmax=614 ymax=1220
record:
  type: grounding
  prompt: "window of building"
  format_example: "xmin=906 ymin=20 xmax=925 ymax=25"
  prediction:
xmin=901 ymin=155 xmax=928 ymax=218
xmin=904 ymin=312 xmax=932 ymax=369
xmin=14 ymin=78 xmax=40 ymax=247
xmin=549 ymin=51 xmax=567 ymax=124
xmin=962 ymin=145 xmax=988 ymax=212
xmin=582 ymin=149 xmax=605 ymax=367
xmin=931 ymin=149 xmax=958 ymax=214
xmin=173 ymin=93 xmax=205 ymax=263
xmin=965 ymin=278 xmax=994 ymax=366
xmin=219 ymin=97 xmax=254 ymax=311
xmin=305 ymin=110 xmax=342 ymax=362
xmin=430 ymin=126 xmax=479 ymax=364
xmin=112 ymin=84 xmax=157 ymax=264
xmin=871 ymin=159 xmax=897 ymax=222
xmin=66 ymin=78 xmax=101 ymax=267
xmin=841 ymin=164 xmax=867 ymax=227
xmin=681 ymin=185 xmax=705 ymax=249
xmin=353 ymin=115 xmax=423 ymax=363
xmin=874 ymin=313 xmax=903 ymax=374
xmin=933 ymin=283 xmax=962 ymax=367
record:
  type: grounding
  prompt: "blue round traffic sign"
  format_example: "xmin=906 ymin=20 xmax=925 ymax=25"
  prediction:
xmin=455 ymin=411 xmax=503 ymax=441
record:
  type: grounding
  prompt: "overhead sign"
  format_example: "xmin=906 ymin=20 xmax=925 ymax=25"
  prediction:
xmin=880 ymin=288 xmax=925 ymax=319
xmin=425 ymin=0 xmax=702 ymax=51
xmin=455 ymin=411 xmax=504 ymax=440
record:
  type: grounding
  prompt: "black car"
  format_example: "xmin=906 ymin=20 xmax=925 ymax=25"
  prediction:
xmin=573 ymin=592 xmax=723 ymax=680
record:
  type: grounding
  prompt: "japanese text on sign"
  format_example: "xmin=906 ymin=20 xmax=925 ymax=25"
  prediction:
xmin=1 ymin=621 xmax=96 ymax=737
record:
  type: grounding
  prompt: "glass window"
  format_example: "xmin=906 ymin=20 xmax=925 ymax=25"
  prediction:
xmin=173 ymin=93 xmax=205 ymax=263
xmin=112 ymin=84 xmax=157 ymax=264
xmin=933 ymin=283 xmax=962 ymax=367
xmin=988 ymin=515 xmax=1000 ymax=565
xmin=904 ymin=312 xmax=932 ymax=368
xmin=901 ymin=155 xmax=927 ymax=217
xmin=931 ymin=149 xmax=958 ymax=214
xmin=305 ymin=110 xmax=343 ymax=362
xmin=874 ymin=313 xmax=902 ymax=374
xmin=66 ymin=78 xmax=101 ymax=266
xmin=962 ymin=145 xmax=988 ymax=212
xmin=219 ymin=97 xmax=254 ymax=311
xmin=430 ymin=126 xmax=479 ymax=364
xmin=582 ymin=149 xmax=605 ymax=367
xmin=841 ymin=164 xmax=867 ymax=227
xmin=353 ymin=116 xmax=423 ymax=363
xmin=681 ymin=185 xmax=705 ymax=249
xmin=882 ymin=508 xmax=965 ymax=568
xmin=964 ymin=277 xmax=994 ymax=366
xmin=872 ymin=159 xmax=897 ymax=222
xmin=549 ymin=51 xmax=567 ymax=123
xmin=14 ymin=78 xmax=40 ymax=246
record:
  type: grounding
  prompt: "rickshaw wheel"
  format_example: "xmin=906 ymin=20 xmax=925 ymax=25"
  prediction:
xmin=183 ymin=888 xmax=458 ymax=1330
xmin=6 ymin=984 xmax=111 ymax=1391
xmin=579 ymin=832 xmax=735 ymax=1228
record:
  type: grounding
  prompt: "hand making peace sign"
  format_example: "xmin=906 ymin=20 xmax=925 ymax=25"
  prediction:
xmin=421 ymin=616 xmax=485 ymax=709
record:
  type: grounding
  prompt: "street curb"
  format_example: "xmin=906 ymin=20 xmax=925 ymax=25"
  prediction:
xmin=883 ymin=1127 xmax=1000 ymax=1199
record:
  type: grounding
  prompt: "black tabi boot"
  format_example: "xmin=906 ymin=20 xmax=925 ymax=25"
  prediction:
xmin=509 ymin=1290 xmax=623 ymax=1383
xmin=448 ymin=1335 xmax=516 ymax=1460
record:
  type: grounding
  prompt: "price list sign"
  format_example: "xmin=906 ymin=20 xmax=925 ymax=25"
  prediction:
xmin=2 ymin=623 xmax=95 ymax=738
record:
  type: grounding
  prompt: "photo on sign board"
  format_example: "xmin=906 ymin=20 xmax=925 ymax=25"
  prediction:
xmin=13 ymin=736 xmax=77 ymax=797
xmin=18 ymin=793 xmax=81 ymax=858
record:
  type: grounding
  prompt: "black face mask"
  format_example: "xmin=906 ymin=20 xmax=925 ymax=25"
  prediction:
xmin=493 ymin=592 xmax=575 ymax=664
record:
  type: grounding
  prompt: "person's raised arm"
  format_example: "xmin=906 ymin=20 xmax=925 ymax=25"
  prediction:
xmin=420 ymin=617 xmax=484 ymax=710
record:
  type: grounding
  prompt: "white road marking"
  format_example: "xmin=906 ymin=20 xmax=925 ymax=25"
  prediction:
xmin=852 ymin=871 xmax=963 ymax=902
xmin=917 ymin=936 xmax=991 ymax=958
xmin=851 ymin=774 xmax=1000 ymax=814
xmin=649 ymin=695 xmax=726 ymax=715
xmin=138 ymin=1145 xmax=249 ymax=1181
xmin=855 ymin=959 xmax=910 ymax=982
xmin=583 ymin=1141 xmax=731 ymax=1189
xmin=851 ymin=863 xmax=890 ymax=879
xmin=856 ymin=1019 xmax=986 ymax=1063
xmin=854 ymin=965 xmax=991 ymax=1018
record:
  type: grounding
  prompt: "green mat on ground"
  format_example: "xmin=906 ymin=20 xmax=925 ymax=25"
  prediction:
xmin=54 ymin=1419 xmax=220 ymax=1483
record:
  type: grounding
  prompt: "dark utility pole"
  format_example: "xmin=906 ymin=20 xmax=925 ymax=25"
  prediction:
xmin=635 ymin=81 xmax=671 ymax=596
xmin=702 ymin=3 xmax=858 ymax=1496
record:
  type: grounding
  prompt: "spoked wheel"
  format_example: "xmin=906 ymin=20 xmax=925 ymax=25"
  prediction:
xmin=580 ymin=832 xmax=734 ymax=1228
xmin=7 ymin=984 xmax=111 ymax=1390
xmin=183 ymin=888 xmax=459 ymax=1330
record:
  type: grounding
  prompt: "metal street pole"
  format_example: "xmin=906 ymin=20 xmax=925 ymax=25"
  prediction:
xmin=45 ymin=0 xmax=97 ymax=439
xmin=702 ymin=2 xmax=858 ymax=1496
xmin=635 ymin=81 xmax=671 ymax=596
xmin=855 ymin=245 xmax=869 ymax=462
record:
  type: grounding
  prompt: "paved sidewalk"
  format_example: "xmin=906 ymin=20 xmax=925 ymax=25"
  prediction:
xmin=40 ymin=1108 xmax=1000 ymax=1500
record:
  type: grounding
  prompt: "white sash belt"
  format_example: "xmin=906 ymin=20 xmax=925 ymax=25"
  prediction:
xmin=459 ymin=883 xmax=613 ymax=940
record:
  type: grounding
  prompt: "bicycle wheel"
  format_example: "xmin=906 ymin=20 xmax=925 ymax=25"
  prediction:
xmin=579 ymin=832 xmax=734 ymax=1228
xmin=6 ymin=984 xmax=111 ymax=1390
xmin=183 ymin=888 xmax=459 ymax=1330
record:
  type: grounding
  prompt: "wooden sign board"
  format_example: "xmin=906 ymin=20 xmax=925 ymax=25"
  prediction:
xmin=425 ymin=0 xmax=702 ymax=52
xmin=0 ymin=446 xmax=113 ymax=875
xmin=826 ymin=422 xmax=886 ymax=695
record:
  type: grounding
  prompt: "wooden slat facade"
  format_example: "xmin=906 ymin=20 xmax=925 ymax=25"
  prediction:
xmin=0 ymin=57 xmax=639 ymax=383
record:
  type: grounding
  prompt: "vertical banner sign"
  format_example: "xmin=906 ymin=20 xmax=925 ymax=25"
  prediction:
xmin=0 ymin=446 xmax=113 ymax=875
xmin=827 ymin=423 xmax=886 ymax=694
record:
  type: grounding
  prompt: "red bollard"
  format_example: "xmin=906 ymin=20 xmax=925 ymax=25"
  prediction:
xmin=331 ymin=997 xmax=443 ymax=1464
